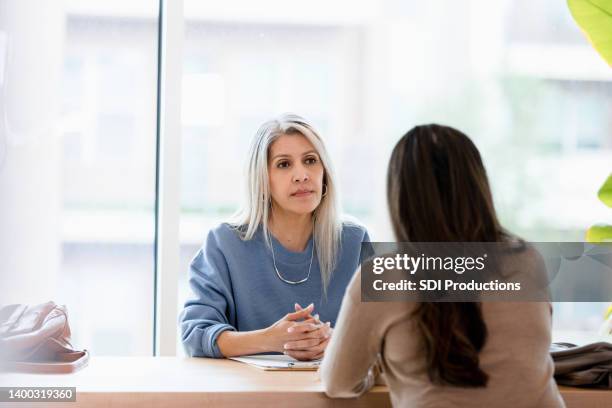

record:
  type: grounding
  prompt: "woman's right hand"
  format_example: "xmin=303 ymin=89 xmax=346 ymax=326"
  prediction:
xmin=262 ymin=303 xmax=322 ymax=352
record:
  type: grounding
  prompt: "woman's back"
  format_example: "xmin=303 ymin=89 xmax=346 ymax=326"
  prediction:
xmin=321 ymin=248 xmax=565 ymax=407
xmin=379 ymin=300 xmax=562 ymax=407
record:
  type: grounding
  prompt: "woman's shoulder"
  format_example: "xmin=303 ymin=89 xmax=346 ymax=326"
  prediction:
xmin=340 ymin=217 xmax=369 ymax=243
xmin=203 ymin=222 xmax=250 ymax=249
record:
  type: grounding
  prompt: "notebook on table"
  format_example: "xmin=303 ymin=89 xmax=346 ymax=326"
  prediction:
xmin=229 ymin=354 xmax=321 ymax=371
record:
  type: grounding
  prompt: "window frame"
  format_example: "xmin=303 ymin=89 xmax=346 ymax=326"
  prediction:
xmin=154 ymin=0 xmax=183 ymax=356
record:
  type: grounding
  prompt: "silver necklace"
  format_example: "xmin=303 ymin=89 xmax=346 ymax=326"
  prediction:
xmin=269 ymin=231 xmax=315 ymax=285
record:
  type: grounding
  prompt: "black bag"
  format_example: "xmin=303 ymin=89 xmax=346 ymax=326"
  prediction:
xmin=551 ymin=342 xmax=612 ymax=388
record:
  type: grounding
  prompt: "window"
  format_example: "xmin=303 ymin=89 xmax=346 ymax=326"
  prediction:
xmin=0 ymin=1 xmax=159 ymax=355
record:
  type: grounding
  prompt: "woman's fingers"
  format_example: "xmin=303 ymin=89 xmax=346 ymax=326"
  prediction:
xmin=285 ymin=346 xmax=324 ymax=361
xmin=284 ymin=303 xmax=314 ymax=321
xmin=323 ymin=322 xmax=332 ymax=337
xmin=284 ymin=330 xmax=330 ymax=349
xmin=284 ymin=337 xmax=321 ymax=350
xmin=311 ymin=351 xmax=324 ymax=360
xmin=284 ymin=333 xmax=331 ymax=360
xmin=294 ymin=304 xmax=318 ymax=322
xmin=286 ymin=305 xmax=332 ymax=345
xmin=319 ymin=336 xmax=330 ymax=348
xmin=294 ymin=303 xmax=320 ymax=323
xmin=293 ymin=303 xmax=321 ymax=324
xmin=287 ymin=322 xmax=318 ymax=334
xmin=287 ymin=321 xmax=331 ymax=341
xmin=285 ymin=337 xmax=329 ymax=360
xmin=287 ymin=324 xmax=329 ymax=344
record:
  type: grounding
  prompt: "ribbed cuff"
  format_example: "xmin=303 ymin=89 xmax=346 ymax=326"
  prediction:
xmin=206 ymin=323 xmax=236 ymax=358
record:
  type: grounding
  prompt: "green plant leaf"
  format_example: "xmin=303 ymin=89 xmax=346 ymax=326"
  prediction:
xmin=598 ymin=173 xmax=612 ymax=207
xmin=568 ymin=0 xmax=612 ymax=66
xmin=586 ymin=224 xmax=612 ymax=242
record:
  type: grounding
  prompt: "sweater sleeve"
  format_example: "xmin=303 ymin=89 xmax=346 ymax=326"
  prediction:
xmin=319 ymin=269 xmax=383 ymax=398
xmin=179 ymin=229 xmax=236 ymax=358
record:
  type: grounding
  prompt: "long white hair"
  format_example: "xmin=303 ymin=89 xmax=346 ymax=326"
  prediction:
xmin=230 ymin=113 xmax=342 ymax=290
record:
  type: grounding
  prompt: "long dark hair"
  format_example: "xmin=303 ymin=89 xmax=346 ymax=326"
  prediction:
xmin=387 ymin=124 xmax=505 ymax=387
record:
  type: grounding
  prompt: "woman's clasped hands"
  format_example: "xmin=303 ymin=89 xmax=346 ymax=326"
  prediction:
xmin=263 ymin=303 xmax=332 ymax=361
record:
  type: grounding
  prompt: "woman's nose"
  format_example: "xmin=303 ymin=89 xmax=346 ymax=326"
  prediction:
xmin=292 ymin=170 xmax=309 ymax=183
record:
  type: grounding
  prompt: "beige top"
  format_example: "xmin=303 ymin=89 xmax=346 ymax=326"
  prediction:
xmin=320 ymin=265 xmax=566 ymax=407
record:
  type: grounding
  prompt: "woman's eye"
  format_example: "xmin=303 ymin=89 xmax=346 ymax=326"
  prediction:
xmin=277 ymin=161 xmax=290 ymax=169
xmin=305 ymin=157 xmax=318 ymax=165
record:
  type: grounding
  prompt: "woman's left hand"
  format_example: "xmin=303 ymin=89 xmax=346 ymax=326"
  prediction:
xmin=283 ymin=303 xmax=333 ymax=361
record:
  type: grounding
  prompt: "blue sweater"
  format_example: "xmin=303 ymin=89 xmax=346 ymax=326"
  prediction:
xmin=180 ymin=222 xmax=369 ymax=358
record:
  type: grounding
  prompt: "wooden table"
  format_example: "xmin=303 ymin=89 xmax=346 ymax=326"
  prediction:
xmin=0 ymin=357 xmax=609 ymax=407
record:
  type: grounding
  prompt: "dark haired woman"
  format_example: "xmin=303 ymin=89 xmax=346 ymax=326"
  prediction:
xmin=320 ymin=125 xmax=564 ymax=407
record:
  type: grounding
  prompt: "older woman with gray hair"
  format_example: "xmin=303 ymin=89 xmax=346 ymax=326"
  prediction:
xmin=180 ymin=113 xmax=369 ymax=360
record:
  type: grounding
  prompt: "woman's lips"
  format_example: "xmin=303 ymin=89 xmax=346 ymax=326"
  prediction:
xmin=292 ymin=190 xmax=314 ymax=197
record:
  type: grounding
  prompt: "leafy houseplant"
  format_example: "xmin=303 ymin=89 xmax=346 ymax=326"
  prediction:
xmin=586 ymin=174 xmax=612 ymax=243
xmin=568 ymin=0 xmax=611 ymax=243
xmin=567 ymin=0 xmax=612 ymax=335
xmin=567 ymin=0 xmax=612 ymax=68
xmin=567 ymin=0 xmax=612 ymax=240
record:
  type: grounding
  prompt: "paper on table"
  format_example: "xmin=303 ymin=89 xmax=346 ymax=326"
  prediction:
xmin=229 ymin=354 xmax=321 ymax=371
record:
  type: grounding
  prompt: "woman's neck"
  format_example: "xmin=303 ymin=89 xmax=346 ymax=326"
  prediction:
xmin=268 ymin=209 xmax=313 ymax=252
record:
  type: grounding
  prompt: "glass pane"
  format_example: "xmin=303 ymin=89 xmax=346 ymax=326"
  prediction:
xmin=179 ymin=0 xmax=612 ymax=349
xmin=0 ymin=0 xmax=159 ymax=356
